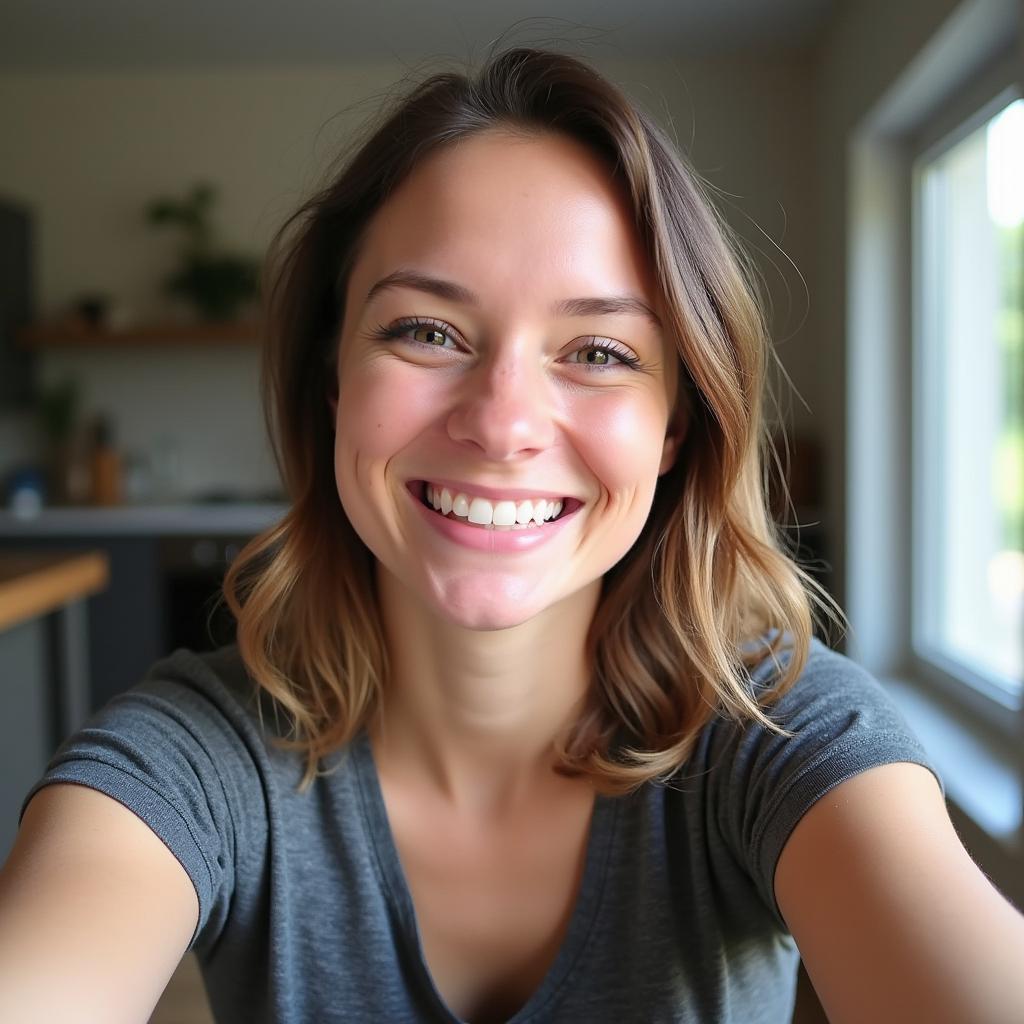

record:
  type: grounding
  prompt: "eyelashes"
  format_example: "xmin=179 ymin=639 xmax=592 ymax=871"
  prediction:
xmin=367 ymin=316 xmax=644 ymax=371
xmin=368 ymin=317 xmax=453 ymax=349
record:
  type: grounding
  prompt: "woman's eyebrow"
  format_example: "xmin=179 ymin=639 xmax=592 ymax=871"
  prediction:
xmin=365 ymin=269 xmax=662 ymax=329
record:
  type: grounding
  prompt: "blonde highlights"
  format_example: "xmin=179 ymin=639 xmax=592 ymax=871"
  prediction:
xmin=222 ymin=47 xmax=844 ymax=796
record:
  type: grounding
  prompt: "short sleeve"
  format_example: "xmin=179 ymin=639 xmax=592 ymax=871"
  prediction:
xmin=705 ymin=638 xmax=944 ymax=930
xmin=17 ymin=650 xmax=260 ymax=954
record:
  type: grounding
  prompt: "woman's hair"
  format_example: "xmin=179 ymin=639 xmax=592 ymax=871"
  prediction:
xmin=222 ymin=45 xmax=845 ymax=796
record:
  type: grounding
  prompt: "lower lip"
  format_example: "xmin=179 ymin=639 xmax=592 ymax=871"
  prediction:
xmin=407 ymin=484 xmax=581 ymax=553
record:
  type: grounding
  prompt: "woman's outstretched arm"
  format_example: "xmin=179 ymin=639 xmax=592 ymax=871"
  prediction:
xmin=0 ymin=783 xmax=199 ymax=1024
xmin=776 ymin=761 xmax=1024 ymax=1024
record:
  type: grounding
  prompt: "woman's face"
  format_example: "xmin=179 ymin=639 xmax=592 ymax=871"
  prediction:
xmin=331 ymin=129 xmax=684 ymax=631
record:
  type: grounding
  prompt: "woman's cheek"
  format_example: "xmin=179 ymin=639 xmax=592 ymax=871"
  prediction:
xmin=576 ymin=395 xmax=667 ymax=497
xmin=338 ymin=361 xmax=442 ymax=458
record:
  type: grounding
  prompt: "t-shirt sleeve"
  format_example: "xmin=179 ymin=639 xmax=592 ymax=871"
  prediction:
xmin=705 ymin=638 xmax=945 ymax=930
xmin=17 ymin=649 xmax=260 ymax=955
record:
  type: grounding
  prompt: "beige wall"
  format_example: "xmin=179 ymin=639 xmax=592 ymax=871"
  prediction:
xmin=813 ymin=0 xmax=964 ymax=610
xmin=0 ymin=52 xmax=818 ymax=496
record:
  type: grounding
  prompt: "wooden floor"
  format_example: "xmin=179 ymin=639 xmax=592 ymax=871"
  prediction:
xmin=149 ymin=954 xmax=214 ymax=1024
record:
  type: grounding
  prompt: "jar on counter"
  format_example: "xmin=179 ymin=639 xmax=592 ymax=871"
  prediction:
xmin=89 ymin=414 xmax=122 ymax=506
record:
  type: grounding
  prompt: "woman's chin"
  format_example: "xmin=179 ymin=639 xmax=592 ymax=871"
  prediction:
xmin=422 ymin=575 xmax=551 ymax=632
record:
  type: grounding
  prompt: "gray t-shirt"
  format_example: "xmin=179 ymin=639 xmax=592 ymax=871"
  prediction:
xmin=19 ymin=637 xmax=942 ymax=1023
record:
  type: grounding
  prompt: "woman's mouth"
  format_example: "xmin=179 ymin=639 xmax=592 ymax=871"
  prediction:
xmin=413 ymin=481 xmax=582 ymax=530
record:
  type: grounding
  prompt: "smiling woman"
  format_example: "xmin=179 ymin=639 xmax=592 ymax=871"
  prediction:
xmin=3 ymin=43 xmax=1023 ymax=1024
xmin=228 ymin=55 xmax=838 ymax=798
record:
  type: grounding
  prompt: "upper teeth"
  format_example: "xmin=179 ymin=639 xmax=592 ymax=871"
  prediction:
xmin=425 ymin=484 xmax=564 ymax=526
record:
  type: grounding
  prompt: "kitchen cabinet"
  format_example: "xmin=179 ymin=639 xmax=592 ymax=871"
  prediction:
xmin=0 ymin=551 xmax=108 ymax=862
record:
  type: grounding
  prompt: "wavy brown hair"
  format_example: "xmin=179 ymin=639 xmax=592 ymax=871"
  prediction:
xmin=221 ymin=45 xmax=844 ymax=796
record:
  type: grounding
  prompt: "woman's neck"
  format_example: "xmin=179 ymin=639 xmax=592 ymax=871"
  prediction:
xmin=369 ymin=567 xmax=601 ymax=819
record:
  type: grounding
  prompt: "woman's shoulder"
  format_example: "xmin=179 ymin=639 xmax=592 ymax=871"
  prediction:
xmin=139 ymin=642 xmax=251 ymax=697
xmin=741 ymin=634 xmax=916 ymax=738
xmin=690 ymin=635 xmax=942 ymax=789
xmin=688 ymin=631 xmax=945 ymax=849
xmin=682 ymin=633 xmax=930 ymax=770
xmin=36 ymin=643 xmax=272 ymax=795
xmin=37 ymin=643 xmax=288 ymax=805
xmin=130 ymin=643 xmax=270 ymax=735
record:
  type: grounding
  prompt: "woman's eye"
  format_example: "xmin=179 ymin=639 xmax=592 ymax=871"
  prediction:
xmin=370 ymin=318 xmax=460 ymax=350
xmin=567 ymin=340 xmax=642 ymax=370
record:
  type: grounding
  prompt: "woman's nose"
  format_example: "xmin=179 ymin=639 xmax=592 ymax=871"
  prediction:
xmin=445 ymin=350 xmax=557 ymax=461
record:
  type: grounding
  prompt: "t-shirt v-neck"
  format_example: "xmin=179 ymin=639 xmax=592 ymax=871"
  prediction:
xmin=350 ymin=728 xmax=622 ymax=1023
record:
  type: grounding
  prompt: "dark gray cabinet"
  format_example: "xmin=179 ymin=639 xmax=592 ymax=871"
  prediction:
xmin=0 ymin=536 xmax=163 ymax=713
xmin=0 ymin=617 xmax=52 ymax=860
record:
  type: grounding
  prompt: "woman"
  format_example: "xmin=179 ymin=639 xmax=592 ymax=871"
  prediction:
xmin=2 ymin=47 xmax=1022 ymax=1024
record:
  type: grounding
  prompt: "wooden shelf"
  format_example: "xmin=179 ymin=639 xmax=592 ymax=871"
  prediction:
xmin=18 ymin=319 xmax=261 ymax=348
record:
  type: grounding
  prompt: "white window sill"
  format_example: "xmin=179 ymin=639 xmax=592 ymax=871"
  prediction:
xmin=880 ymin=675 xmax=1022 ymax=853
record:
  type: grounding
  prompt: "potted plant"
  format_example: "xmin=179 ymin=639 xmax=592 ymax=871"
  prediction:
xmin=145 ymin=182 xmax=260 ymax=322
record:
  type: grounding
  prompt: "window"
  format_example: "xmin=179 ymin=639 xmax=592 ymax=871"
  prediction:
xmin=913 ymin=91 xmax=1023 ymax=714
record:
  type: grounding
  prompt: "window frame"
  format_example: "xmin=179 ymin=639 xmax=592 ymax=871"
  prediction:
xmin=844 ymin=1 xmax=1023 ymax=858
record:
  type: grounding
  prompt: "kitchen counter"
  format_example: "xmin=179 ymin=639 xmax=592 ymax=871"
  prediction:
xmin=0 ymin=502 xmax=288 ymax=537
xmin=0 ymin=550 xmax=109 ymax=631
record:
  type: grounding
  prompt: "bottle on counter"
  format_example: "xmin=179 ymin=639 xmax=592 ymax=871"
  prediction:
xmin=89 ymin=413 xmax=122 ymax=506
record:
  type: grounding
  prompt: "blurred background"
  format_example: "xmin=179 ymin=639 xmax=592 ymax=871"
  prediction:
xmin=0 ymin=1 xmax=1020 ymax=1021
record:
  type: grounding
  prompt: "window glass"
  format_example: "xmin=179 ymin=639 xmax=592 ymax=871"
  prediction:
xmin=916 ymin=96 xmax=1023 ymax=705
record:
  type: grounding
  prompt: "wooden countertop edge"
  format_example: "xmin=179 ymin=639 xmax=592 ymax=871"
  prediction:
xmin=0 ymin=551 xmax=110 ymax=632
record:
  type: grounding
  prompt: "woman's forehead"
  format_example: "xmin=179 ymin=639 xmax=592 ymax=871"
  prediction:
xmin=348 ymin=131 xmax=661 ymax=313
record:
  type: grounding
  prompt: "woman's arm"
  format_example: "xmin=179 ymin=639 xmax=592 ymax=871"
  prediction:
xmin=775 ymin=761 xmax=1024 ymax=1024
xmin=0 ymin=783 xmax=199 ymax=1024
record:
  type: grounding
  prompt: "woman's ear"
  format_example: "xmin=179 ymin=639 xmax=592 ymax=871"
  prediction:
xmin=658 ymin=404 xmax=689 ymax=476
xmin=658 ymin=428 xmax=682 ymax=475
